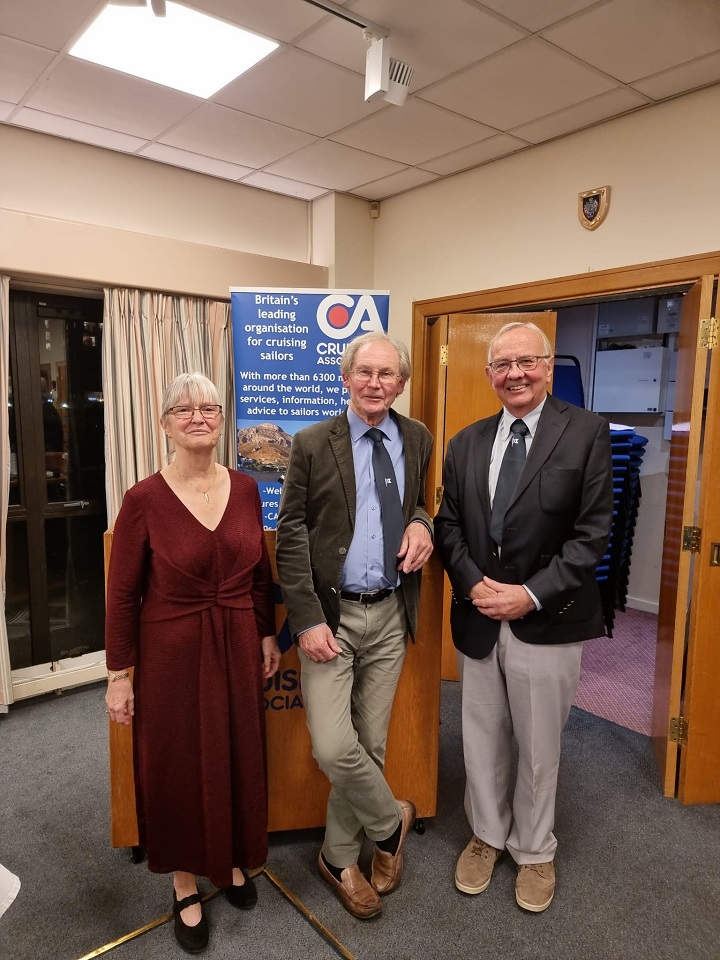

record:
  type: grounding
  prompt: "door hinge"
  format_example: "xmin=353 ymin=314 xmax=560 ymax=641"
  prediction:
xmin=440 ymin=345 xmax=448 ymax=365
xmin=669 ymin=716 xmax=688 ymax=745
xmin=435 ymin=485 xmax=444 ymax=505
xmin=682 ymin=525 xmax=701 ymax=553
xmin=699 ymin=316 xmax=718 ymax=349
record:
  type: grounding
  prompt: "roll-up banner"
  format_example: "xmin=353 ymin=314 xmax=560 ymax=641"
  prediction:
xmin=230 ymin=288 xmax=390 ymax=529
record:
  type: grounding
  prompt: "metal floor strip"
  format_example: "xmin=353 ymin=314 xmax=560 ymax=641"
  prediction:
xmin=263 ymin=868 xmax=357 ymax=960
xmin=74 ymin=891 xmax=220 ymax=960
xmin=74 ymin=874 xmax=356 ymax=960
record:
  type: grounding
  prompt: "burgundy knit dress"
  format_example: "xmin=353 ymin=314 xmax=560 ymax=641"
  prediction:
xmin=105 ymin=470 xmax=274 ymax=888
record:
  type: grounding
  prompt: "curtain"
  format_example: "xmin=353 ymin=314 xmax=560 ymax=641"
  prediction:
xmin=103 ymin=288 xmax=234 ymax=526
xmin=0 ymin=276 xmax=12 ymax=706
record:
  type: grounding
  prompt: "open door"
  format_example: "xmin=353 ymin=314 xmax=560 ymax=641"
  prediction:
xmin=652 ymin=276 xmax=716 ymax=799
xmin=677 ymin=285 xmax=720 ymax=803
xmin=426 ymin=312 xmax=557 ymax=680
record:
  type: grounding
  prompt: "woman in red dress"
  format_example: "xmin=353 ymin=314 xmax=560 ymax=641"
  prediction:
xmin=105 ymin=372 xmax=280 ymax=954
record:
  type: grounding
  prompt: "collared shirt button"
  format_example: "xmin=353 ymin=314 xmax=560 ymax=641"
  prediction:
xmin=339 ymin=547 xmax=347 ymax=555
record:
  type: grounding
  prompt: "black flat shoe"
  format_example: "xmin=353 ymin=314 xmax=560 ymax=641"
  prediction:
xmin=173 ymin=891 xmax=209 ymax=954
xmin=224 ymin=871 xmax=257 ymax=910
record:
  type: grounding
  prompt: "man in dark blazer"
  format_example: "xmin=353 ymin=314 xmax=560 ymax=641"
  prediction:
xmin=435 ymin=321 xmax=613 ymax=913
xmin=276 ymin=332 xmax=433 ymax=919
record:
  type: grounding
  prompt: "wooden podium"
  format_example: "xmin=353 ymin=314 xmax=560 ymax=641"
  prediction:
xmin=105 ymin=530 xmax=443 ymax=844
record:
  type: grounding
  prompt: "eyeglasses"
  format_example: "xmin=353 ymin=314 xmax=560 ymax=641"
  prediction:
xmin=351 ymin=367 xmax=402 ymax=385
xmin=487 ymin=355 xmax=551 ymax=376
xmin=167 ymin=404 xmax=223 ymax=420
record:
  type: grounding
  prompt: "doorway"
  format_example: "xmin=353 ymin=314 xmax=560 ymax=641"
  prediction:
xmin=7 ymin=290 xmax=107 ymax=680
xmin=410 ymin=253 xmax=720 ymax=803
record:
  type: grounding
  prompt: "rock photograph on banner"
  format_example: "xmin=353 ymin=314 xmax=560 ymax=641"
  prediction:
xmin=230 ymin=288 xmax=390 ymax=529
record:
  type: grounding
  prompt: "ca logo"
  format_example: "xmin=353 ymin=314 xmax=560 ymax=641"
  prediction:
xmin=316 ymin=294 xmax=385 ymax=341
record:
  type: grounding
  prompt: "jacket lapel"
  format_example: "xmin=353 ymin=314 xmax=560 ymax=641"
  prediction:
xmin=511 ymin=395 xmax=569 ymax=505
xmin=474 ymin=413 xmax=501 ymax=523
xmin=397 ymin=412 xmax=418 ymax=521
xmin=328 ymin=412 xmax=356 ymax=525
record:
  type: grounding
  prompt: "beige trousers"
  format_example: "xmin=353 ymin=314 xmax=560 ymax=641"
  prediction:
xmin=299 ymin=590 xmax=406 ymax=867
xmin=459 ymin=620 xmax=584 ymax=864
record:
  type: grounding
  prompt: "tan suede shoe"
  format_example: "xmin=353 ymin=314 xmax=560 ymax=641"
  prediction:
xmin=455 ymin=836 xmax=503 ymax=894
xmin=371 ymin=799 xmax=416 ymax=894
xmin=317 ymin=854 xmax=382 ymax=919
xmin=515 ymin=861 xmax=555 ymax=912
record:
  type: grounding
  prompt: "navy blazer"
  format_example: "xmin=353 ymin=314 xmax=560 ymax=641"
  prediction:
xmin=434 ymin=394 xmax=613 ymax=659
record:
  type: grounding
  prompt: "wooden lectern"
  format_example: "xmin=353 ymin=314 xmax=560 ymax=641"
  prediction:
xmin=105 ymin=530 xmax=443 ymax=844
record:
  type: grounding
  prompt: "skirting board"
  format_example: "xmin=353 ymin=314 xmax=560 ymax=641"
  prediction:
xmin=625 ymin=596 xmax=659 ymax=615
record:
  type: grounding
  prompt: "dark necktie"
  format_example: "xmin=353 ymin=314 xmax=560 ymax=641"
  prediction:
xmin=490 ymin=419 xmax=529 ymax=546
xmin=366 ymin=428 xmax=405 ymax=583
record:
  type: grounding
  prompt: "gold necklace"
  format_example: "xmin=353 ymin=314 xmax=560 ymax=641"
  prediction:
xmin=172 ymin=461 xmax=217 ymax=504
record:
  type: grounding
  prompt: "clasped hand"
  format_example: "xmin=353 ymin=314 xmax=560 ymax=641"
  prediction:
xmin=470 ymin=576 xmax=535 ymax=621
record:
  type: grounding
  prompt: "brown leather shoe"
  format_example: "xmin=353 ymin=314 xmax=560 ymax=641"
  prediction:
xmin=317 ymin=854 xmax=382 ymax=919
xmin=370 ymin=799 xmax=416 ymax=895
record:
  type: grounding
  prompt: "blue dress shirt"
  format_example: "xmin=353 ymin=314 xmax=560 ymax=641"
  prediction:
xmin=342 ymin=408 xmax=406 ymax=592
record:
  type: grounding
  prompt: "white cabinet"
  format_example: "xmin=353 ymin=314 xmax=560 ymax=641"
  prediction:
xmin=592 ymin=346 xmax=669 ymax=413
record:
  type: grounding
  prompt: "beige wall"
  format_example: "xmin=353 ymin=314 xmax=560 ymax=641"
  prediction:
xmin=0 ymin=126 xmax=327 ymax=296
xmin=373 ymin=83 xmax=720 ymax=347
xmin=311 ymin=192 xmax=375 ymax=289
xmin=370 ymin=84 xmax=720 ymax=611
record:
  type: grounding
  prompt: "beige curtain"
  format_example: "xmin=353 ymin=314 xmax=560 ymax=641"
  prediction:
xmin=0 ymin=276 xmax=12 ymax=706
xmin=103 ymin=288 xmax=235 ymax=526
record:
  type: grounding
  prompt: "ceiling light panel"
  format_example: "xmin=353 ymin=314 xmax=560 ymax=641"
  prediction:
xmin=69 ymin=1 xmax=279 ymax=98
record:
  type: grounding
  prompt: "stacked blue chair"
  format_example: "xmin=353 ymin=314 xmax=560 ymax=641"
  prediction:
xmin=599 ymin=427 xmax=648 ymax=636
xmin=552 ymin=368 xmax=647 ymax=637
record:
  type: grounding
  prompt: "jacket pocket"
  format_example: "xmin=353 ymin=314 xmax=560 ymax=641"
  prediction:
xmin=539 ymin=466 xmax=581 ymax=514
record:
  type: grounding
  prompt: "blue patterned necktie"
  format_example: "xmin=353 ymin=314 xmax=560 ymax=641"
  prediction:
xmin=490 ymin=419 xmax=529 ymax=546
xmin=366 ymin=428 xmax=405 ymax=583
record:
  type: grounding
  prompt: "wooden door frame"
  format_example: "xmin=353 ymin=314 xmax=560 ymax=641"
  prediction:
xmin=408 ymin=249 xmax=720 ymax=800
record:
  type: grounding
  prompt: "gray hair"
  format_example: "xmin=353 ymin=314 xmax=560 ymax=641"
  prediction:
xmin=160 ymin=372 xmax=222 ymax=419
xmin=487 ymin=321 xmax=553 ymax=363
xmin=340 ymin=332 xmax=412 ymax=381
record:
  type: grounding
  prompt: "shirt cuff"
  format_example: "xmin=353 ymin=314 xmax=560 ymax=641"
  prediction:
xmin=522 ymin=584 xmax=542 ymax=611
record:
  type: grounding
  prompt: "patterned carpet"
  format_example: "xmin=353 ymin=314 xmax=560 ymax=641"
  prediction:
xmin=573 ymin=606 xmax=657 ymax=736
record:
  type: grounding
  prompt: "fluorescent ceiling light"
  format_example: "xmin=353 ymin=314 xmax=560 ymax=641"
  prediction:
xmin=70 ymin=2 xmax=279 ymax=98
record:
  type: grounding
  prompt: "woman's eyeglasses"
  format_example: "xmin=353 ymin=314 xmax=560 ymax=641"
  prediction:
xmin=487 ymin=355 xmax=551 ymax=376
xmin=167 ymin=404 xmax=222 ymax=420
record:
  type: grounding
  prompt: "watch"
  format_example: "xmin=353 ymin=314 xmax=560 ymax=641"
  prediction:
xmin=107 ymin=670 xmax=130 ymax=682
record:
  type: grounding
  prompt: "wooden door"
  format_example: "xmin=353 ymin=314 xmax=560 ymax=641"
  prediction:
xmin=677 ymin=287 xmax=720 ymax=802
xmin=430 ymin=313 xmax=557 ymax=680
xmin=652 ymin=277 xmax=713 ymax=796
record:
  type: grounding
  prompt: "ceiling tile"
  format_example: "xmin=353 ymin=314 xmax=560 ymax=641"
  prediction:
xmin=418 ymin=37 xmax=618 ymax=129
xmin=263 ymin=140 xmax=406 ymax=191
xmin=11 ymin=108 xmax=147 ymax=152
xmin=632 ymin=54 xmax=720 ymax=101
xmin=0 ymin=0 xmax=100 ymax=51
xmin=24 ymin=58 xmax=201 ymax=139
xmin=0 ymin=36 xmax=56 ymax=104
xmin=476 ymin=0 xmax=606 ymax=32
xmin=139 ymin=143 xmax=253 ymax=181
xmin=160 ymin=103 xmax=317 ymax=168
xmin=510 ymin=87 xmax=649 ymax=143
xmin=542 ymin=0 xmax=720 ymax=84
xmin=240 ymin=172 xmax=330 ymax=200
xmin=216 ymin=48 xmax=381 ymax=136
xmin=331 ymin=98 xmax=495 ymax=165
xmin=420 ymin=134 xmax=528 ymax=175
xmin=351 ymin=167 xmax=439 ymax=200
xmin=189 ymin=0 xmax=334 ymax=43
xmin=0 ymin=101 xmax=16 ymax=122
xmin=297 ymin=0 xmax=527 ymax=90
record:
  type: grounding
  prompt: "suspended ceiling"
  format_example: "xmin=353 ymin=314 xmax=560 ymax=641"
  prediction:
xmin=2 ymin=0 xmax=720 ymax=202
